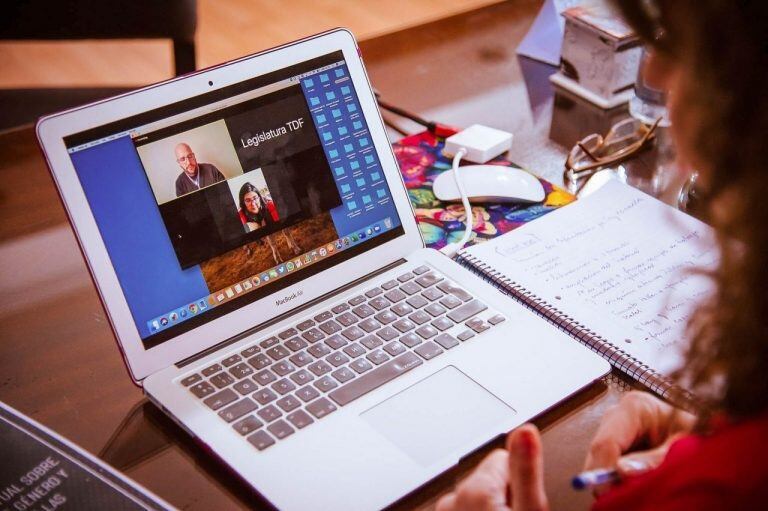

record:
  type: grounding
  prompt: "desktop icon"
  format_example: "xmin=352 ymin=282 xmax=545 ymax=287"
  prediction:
xmin=217 ymin=293 xmax=225 ymax=302
xmin=262 ymin=272 xmax=270 ymax=282
xmin=225 ymin=288 xmax=235 ymax=298
xmin=366 ymin=228 xmax=373 ymax=235
xmin=295 ymin=259 xmax=303 ymax=268
xmin=384 ymin=217 xmax=393 ymax=228
xmin=343 ymin=237 xmax=350 ymax=246
xmin=374 ymin=224 xmax=381 ymax=232
xmin=351 ymin=234 xmax=359 ymax=242
xmin=208 ymin=296 xmax=215 ymax=306
xmin=252 ymin=276 xmax=260 ymax=286
xmin=234 ymin=283 xmax=243 ymax=294
xmin=180 ymin=309 xmax=188 ymax=318
xmin=359 ymin=231 xmax=367 ymax=240
xmin=151 ymin=320 xmax=160 ymax=330
xmin=311 ymin=251 xmax=318 ymax=260
xmin=304 ymin=254 xmax=312 ymax=264
xmin=336 ymin=240 xmax=343 ymax=250
xmin=286 ymin=261 xmax=295 ymax=271
xmin=277 ymin=265 xmax=286 ymax=274
xmin=243 ymin=280 xmax=252 ymax=290
xmin=327 ymin=243 xmax=335 ymax=253
xmin=160 ymin=317 xmax=168 ymax=326
xmin=199 ymin=300 xmax=207 ymax=310
xmin=319 ymin=247 xmax=327 ymax=257
xmin=269 ymin=269 xmax=278 ymax=278
xmin=189 ymin=303 xmax=198 ymax=314
xmin=169 ymin=312 xmax=178 ymax=322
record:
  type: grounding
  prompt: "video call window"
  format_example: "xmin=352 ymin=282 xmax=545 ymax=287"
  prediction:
xmin=138 ymin=118 xmax=244 ymax=204
xmin=228 ymin=170 xmax=279 ymax=234
xmin=133 ymin=85 xmax=342 ymax=269
xmin=64 ymin=52 xmax=405 ymax=347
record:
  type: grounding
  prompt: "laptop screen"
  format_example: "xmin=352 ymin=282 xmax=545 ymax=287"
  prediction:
xmin=63 ymin=51 xmax=404 ymax=349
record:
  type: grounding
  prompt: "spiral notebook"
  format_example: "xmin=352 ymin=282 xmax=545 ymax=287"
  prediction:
xmin=456 ymin=180 xmax=718 ymax=398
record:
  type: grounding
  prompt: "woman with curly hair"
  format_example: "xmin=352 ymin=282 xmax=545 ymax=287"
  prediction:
xmin=438 ymin=1 xmax=768 ymax=510
xmin=238 ymin=182 xmax=272 ymax=232
xmin=238 ymin=182 xmax=302 ymax=264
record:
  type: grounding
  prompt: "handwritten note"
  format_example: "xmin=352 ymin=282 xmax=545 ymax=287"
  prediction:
xmin=464 ymin=181 xmax=717 ymax=375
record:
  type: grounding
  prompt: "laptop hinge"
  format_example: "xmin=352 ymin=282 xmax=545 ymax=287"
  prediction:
xmin=176 ymin=258 xmax=409 ymax=368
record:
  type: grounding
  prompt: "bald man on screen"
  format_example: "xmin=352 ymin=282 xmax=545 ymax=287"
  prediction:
xmin=174 ymin=143 xmax=226 ymax=197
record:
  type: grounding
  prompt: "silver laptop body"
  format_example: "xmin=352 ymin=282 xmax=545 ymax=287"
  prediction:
xmin=37 ymin=29 xmax=609 ymax=510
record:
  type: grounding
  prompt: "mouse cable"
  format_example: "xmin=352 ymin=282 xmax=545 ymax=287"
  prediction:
xmin=440 ymin=147 xmax=473 ymax=258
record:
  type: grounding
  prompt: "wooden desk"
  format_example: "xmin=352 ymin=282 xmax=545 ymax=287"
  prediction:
xmin=0 ymin=2 xmax=636 ymax=509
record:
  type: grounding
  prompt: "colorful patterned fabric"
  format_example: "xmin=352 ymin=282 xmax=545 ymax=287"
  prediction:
xmin=393 ymin=130 xmax=575 ymax=251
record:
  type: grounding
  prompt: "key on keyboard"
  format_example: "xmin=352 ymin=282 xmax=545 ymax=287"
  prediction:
xmin=329 ymin=352 xmax=422 ymax=406
xmin=182 ymin=265 xmax=508 ymax=452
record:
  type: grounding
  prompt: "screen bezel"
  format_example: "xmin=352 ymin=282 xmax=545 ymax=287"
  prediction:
xmin=37 ymin=29 xmax=423 ymax=383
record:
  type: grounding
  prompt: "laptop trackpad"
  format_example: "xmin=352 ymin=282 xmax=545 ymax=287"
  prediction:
xmin=361 ymin=366 xmax=516 ymax=466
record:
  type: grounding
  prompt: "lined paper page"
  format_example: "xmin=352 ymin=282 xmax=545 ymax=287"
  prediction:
xmin=463 ymin=181 xmax=718 ymax=375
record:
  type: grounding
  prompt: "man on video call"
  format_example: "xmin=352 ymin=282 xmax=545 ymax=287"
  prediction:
xmin=174 ymin=143 xmax=226 ymax=197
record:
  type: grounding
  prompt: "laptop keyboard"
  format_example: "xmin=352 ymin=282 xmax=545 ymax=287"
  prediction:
xmin=179 ymin=265 xmax=506 ymax=451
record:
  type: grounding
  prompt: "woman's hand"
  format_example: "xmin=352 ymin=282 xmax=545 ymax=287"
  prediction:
xmin=584 ymin=391 xmax=695 ymax=485
xmin=436 ymin=423 xmax=549 ymax=511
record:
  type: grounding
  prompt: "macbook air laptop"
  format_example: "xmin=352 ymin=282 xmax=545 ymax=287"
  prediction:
xmin=37 ymin=29 xmax=609 ymax=510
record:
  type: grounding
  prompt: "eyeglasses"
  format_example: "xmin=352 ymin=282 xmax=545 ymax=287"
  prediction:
xmin=244 ymin=197 xmax=261 ymax=205
xmin=565 ymin=117 xmax=661 ymax=182
xmin=177 ymin=153 xmax=196 ymax=164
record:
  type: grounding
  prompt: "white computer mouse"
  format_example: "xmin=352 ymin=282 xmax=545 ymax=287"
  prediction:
xmin=432 ymin=164 xmax=546 ymax=204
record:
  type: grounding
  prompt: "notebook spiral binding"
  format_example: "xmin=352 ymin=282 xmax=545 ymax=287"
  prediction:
xmin=456 ymin=251 xmax=677 ymax=400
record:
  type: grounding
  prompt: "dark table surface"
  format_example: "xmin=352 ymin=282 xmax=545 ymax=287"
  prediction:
xmin=0 ymin=2 xmax=643 ymax=509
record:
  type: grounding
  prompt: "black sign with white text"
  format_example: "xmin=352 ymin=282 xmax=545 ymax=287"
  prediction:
xmin=0 ymin=402 xmax=170 ymax=511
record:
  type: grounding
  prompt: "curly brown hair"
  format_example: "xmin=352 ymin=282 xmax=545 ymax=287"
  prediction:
xmin=611 ymin=0 xmax=768 ymax=420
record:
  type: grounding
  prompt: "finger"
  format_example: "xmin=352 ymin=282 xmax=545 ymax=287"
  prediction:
xmin=616 ymin=445 xmax=667 ymax=476
xmin=584 ymin=391 xmax=664 ymax=471
xmin=453 ymin=450 xmax=510 ymax=511
xmin=507 ymin=424 xmax=548 ymax=511
xmin=583 ymin=404 xmax=635 ymax=471
xmin=616 ymin=433 xmax=683 ymax=477
xmin=435 ymin=492 xmax=457 ymax=511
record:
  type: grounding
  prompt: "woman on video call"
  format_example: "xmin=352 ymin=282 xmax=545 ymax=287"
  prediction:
xmin=238 ymin=182 xmax=275 ymax=232
xmin=238 ymin=181 xmax=302 ymax=265
xmin=438 ymin=1 xmax=768 ymax=510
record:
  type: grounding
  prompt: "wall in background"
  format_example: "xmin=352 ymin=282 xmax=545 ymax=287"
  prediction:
xmin=0 ymin=0 xmax=503 ymax=88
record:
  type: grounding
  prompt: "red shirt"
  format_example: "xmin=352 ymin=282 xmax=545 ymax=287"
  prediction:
xmin=592 ymin=411 xmax=768 ymax=510
xmin=266 ymin=200 xmax=279 ymax=222
xmin=238 ymin=201 xmax=279 ymax=227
